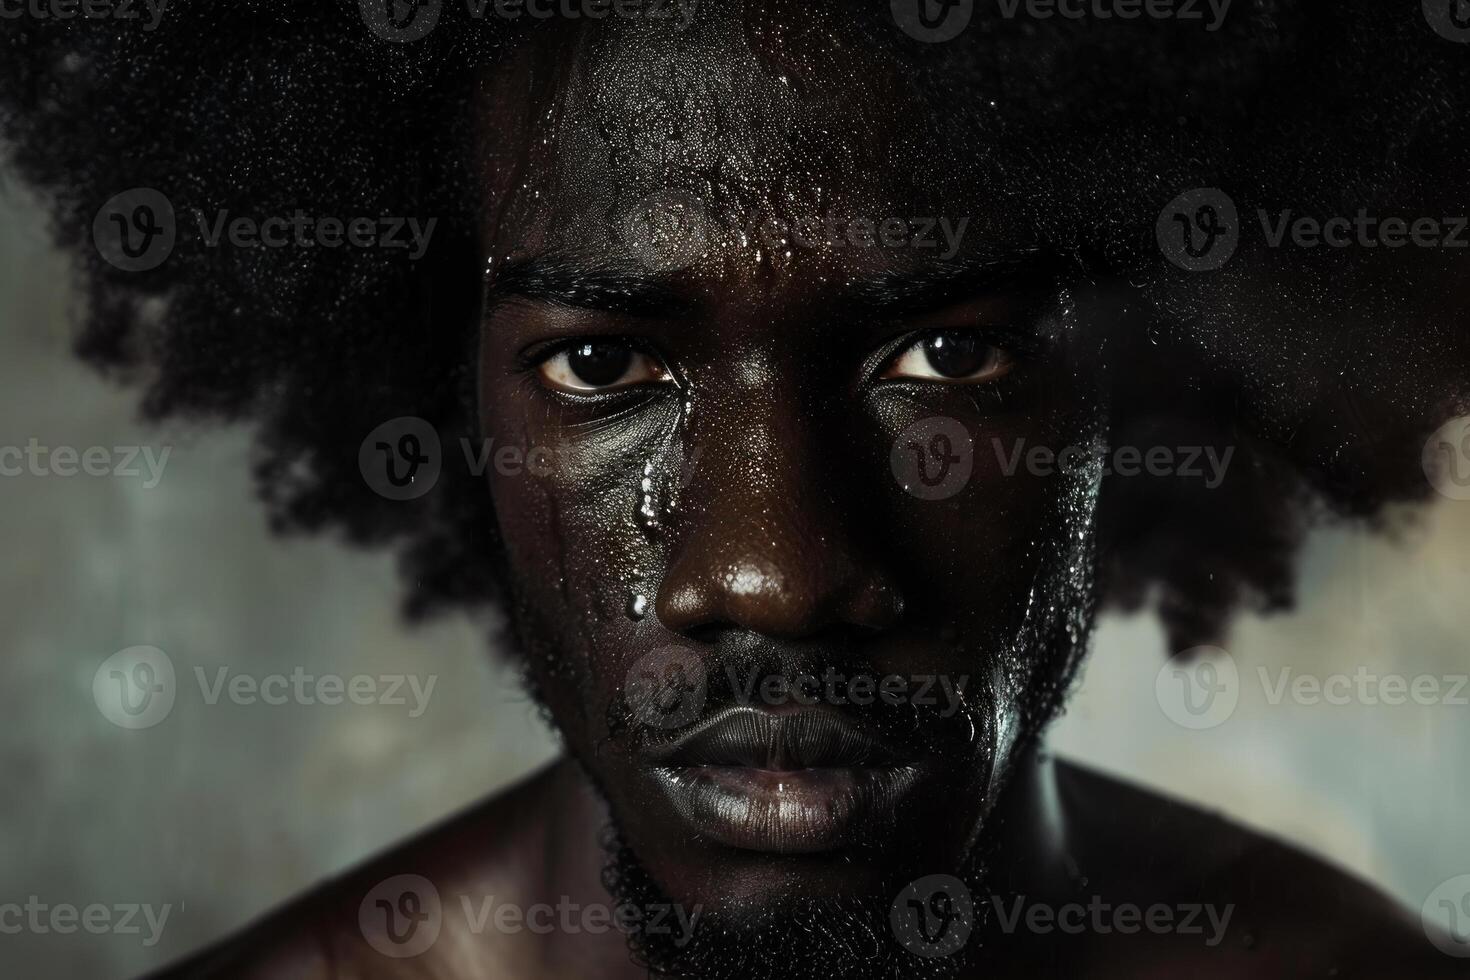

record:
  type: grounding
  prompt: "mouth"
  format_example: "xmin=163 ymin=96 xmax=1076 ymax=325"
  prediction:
xmin=644 ymin=706 xmax=926 ymax=854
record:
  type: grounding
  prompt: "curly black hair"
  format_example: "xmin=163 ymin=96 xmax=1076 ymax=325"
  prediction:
xmin=2 ymin=0 xmax=1467 ymax=653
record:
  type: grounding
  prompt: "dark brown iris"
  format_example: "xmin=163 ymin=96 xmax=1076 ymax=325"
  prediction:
xmin=567 ymin=341 xmax=633 ymax=387
xmin=922 ymin=332 xmax=989 ymax=378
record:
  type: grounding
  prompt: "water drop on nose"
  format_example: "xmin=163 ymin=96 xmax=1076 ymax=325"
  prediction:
xmin=627 ymin=593 xmax=649 ymax=621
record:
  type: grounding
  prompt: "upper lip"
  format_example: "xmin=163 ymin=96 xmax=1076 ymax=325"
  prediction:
xmin=647 ymin=705 xmax=909 ymax=770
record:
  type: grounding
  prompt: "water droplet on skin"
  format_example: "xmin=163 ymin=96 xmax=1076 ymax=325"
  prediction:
xmin=627 ymin=593 xmax=649 ymax=621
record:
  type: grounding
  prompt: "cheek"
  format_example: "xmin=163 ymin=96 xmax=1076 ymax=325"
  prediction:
xmin=869 ymin=394 xmax=1087 ymax=635
xmin=481 ymin=396 xmax=687 ymax=731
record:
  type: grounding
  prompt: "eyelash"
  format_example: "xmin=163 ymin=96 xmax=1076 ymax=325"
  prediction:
xmin=525 ymin=328 xmax=1028 ymax=395
xmin=517 ymin=337 xmax=644 ymax=372
xmin=521 ymin=338 xmax=674 ymax=402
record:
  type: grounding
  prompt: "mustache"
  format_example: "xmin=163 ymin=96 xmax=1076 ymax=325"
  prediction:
xmin=607 ymin=647 xmax=992 ymax=755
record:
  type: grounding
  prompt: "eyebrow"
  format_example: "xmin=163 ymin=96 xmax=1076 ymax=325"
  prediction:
xmin=834 ymin=249 xmax=1059 ymax=320
xmin=484 ymin=248 xmax=1060 ymax=322
xmin=484 ymin=256 xmax=698 ymax=319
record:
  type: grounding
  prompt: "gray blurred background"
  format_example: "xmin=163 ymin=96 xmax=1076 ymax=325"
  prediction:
xmin=1 ymin=180 xmax=1467 ymax=978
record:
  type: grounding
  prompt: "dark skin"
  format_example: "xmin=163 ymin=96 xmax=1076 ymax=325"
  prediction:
xmin=155 ymin=758 xmax=1450 ymax=979
xmin=148 ymin=13 xmax=1459 ymax=980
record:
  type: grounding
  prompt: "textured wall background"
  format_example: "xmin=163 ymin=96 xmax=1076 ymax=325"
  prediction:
xmin=0 ymin=182 xmax=1466 ymax=978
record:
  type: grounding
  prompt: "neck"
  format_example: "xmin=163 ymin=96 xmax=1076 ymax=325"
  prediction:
xmin=981 ymin=741 xmax=1077 ymax=904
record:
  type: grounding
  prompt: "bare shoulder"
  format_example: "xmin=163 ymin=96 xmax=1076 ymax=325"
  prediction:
xmin=1055 ymin=758 xmax=1461 ymax=978
xmin=144 ymin=758 xmax=575 ymax=980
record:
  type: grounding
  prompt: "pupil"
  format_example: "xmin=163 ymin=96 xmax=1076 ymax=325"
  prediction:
xmin=922 ymin=332 xmax=988 ymax=378
xmin=567 ymin=341 xmax=633 ymax=386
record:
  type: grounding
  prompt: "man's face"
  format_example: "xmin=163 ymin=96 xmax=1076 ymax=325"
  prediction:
xmin=474 ymin=11 xmax=1106 ymax=965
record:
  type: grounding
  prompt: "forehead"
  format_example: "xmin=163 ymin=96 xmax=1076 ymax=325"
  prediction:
xmin=474 ymin=11 xmax=1034 ymax=288
xmin=470 ymin=4 xmax=1305 ymax=289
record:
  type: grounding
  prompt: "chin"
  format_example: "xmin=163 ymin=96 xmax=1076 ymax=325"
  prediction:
xmin=598 ymin=808 xmax=983 ymax=980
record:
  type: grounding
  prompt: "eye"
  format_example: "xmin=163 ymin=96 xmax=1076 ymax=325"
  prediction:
xmin=880 ymin=330 xmax=1014 ymax=384
xmin=537 ymin=340 xmax=671 ymax=393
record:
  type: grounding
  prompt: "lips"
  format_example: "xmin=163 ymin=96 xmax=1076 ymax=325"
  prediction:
xmin=645 ymin=706 xmax=925 ymax=854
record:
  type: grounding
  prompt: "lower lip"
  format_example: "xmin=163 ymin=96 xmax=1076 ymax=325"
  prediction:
xmin=648 ymin=765 xmax=924 ymax=854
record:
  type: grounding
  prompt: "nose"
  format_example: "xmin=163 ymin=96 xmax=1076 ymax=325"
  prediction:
xmin=654 ymin=409 xmax=903 ymax=641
